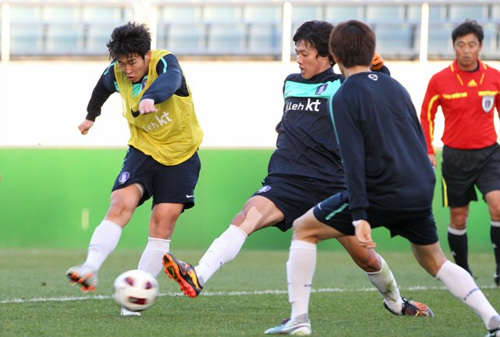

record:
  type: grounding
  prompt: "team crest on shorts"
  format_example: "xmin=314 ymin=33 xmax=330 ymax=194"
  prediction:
xmin=258 ymin=185 xmax=272 ymax=193
xmin=482 ymin=95 xmax=494 ymax=113
xmin=118 ymin=171 xmax=131 ymax=184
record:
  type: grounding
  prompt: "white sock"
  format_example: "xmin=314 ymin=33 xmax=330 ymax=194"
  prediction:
xmin=437 ymin=260 xmax=499 ymax=329
xmin=195 ymin=225 xmax=247 ymax=286
xmin=84 ymin=220 xmax=122 ymax=272
xmin=366 ymin=254 xmax=403 ymax=313
xmin=288 ymin=240 xmax=316 ymax=320
xmin=138 ymin=237 xmax=171 ymax=278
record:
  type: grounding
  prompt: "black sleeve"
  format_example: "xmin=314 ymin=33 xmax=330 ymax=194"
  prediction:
xmin=142 ymin=53 xmax=187 ymax=103
xmin=377 ymin=65 xmax=391 ymax=76
xmin=331 ymin=85 xmax=369 ymax=220
xmin=86 ymin=63 xmax=117 ymax=121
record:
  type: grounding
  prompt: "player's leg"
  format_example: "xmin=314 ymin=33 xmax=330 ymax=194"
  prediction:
xmin=196 ymin=195 xmax=283 ymax=280
xmin=337 ymin=236 xmax=431 ymax=316
xmin=448 ymin=205 xmax=473 ymax=275
xmin=324 ymin=191 xmax=432 ymax=317
xmin=411 ymin=242 xmax=500 ymax=334
xmin=164 ymin=195 xmax=284 ymax=297
xmin=485 ymin=191 xmax=500 ymax=285
xmin=477 ymin=145 xmax=500 ymax=286
xmin=138 ymin=202 xmax=184 ymax=277
xmin=266 ymin=208 xmax=339 ymax=335
xmin=442 ymin=146 xmax=477 ymax=277
xmin=67 ymin=184 xmax=142 ymax=292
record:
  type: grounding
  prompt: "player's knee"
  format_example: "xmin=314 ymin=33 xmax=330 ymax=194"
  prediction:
xmin=353 ymin=250 xmax=380 ymax=272
xmin=450 ymin=213 xmax=468 ymax=229
xmin=107 ymin=201 xmax=135 ymax=222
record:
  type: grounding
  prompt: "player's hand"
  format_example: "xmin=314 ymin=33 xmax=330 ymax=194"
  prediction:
xmin=139 ymin=98 xmax=157 ymax=115
xmin=78 ymin=119 xmax=94 ymax=135
xmin=428 ymin=154 xmax=437 ymax=168
xmin=371 ymin=52 xmax=384 ymax=71
xmin=353 ymin=220 xmax=376 ymax=249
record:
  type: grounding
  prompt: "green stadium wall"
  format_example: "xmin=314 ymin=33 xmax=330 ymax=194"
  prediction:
xmin=0 ymin=148 xmax=493 ymax=252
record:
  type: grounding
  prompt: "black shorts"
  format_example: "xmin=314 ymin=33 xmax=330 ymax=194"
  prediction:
xmin=253 ymin=174 xmax=346 ymax=232
xmin=314 ymin=191 xmax=439 ymax=245
xmin=112 ymin=146 xmax=201 ymax=209
xmin=442 ymin=143 xmax=500 ymax=207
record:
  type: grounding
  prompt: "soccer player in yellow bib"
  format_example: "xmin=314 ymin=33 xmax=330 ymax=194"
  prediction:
xmin=66 ymin=22 xmax=203 ymax=316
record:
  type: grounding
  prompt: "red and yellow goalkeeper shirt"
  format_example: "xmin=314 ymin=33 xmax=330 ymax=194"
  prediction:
xmin=420 ymin=59 xmax=500 ymax=155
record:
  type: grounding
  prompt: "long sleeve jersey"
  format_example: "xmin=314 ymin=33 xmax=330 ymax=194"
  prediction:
xmin=331 ymin=72 xmax=436 ymax=221
xmin=267 ymin=68 xmax=345 ymax=184
xmin=85 ymin=51 xmax=202 ymax=166
xmin=420 ymin=59 xmax=500 ymax=155
xmin=86 ymin=53 xmax=189 ymax=121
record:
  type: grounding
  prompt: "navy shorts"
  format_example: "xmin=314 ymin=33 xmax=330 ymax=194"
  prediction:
xmin=112 ymin=146 xmax=201 ymax=209
xmin=314 ymin=190 xmax=439 ymax=245
xmin=253 ymin=174 xmax=346 ymax=232
xmin=442 ymin=143 xmax=500 ymax=207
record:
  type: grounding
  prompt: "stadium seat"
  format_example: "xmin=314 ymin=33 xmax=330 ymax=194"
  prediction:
xmin=291 ymin=5 xmax=324 ymax=25
xmin=366 ymin=5 xmax=406 ymax=23
xmin=204 ymin=5 xmax=241 ymax=24
xmin=373 ymin=23 xmax=417 ymax=58
xmin=9 ymin=23 xmax=43 ymax=56
xmin=449 ymin=4 xmax=488 ymax=22
xmin=206 ymin=23 xmax=246 ymax=54
xmin=243 ymin=5 xmax=281 ymax=24
xmin=248 ymin=24 xmax=281 ymax=56
xmin=44 ymin=23 xmax=83 ymax=54
xmin=85 ymin=24 xmax=115 ymax=54
xmin=158 ymin=5 xmax=200 ymax=24
xmin=325 ymin=5 xmax=363 ymax=22
xmin=161 ymin=24 xmax=205 ymax=54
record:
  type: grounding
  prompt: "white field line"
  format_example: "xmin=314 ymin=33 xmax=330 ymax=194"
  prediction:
xmin=3 ymin=285 xmax=497 ymax=305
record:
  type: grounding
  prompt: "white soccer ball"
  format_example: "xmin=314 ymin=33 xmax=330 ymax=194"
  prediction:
xmin=113 ymin=269 xmax=159 ymax=312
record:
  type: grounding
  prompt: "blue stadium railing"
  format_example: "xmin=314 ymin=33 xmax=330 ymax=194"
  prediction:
xmin=0 ymin=0 xmax=498 ymax=61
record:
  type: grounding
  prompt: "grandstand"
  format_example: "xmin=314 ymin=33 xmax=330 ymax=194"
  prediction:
xmin=0 ymin=0 xmax=498 ymax=61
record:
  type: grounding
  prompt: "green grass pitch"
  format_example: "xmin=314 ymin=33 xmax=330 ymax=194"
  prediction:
xmin=1 ymin=248 xmax=499 ymax=337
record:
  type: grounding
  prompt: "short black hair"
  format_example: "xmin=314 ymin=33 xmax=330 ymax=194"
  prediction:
xmin=293 ymin=20 xmax=335 ymax=65
xmin=107 ymin=22 xmax=151 ymax=60
xmin=452 ymin=19 xmax=484 ymax=44
xmin=329 ymin=20 xmax=375 ymax=68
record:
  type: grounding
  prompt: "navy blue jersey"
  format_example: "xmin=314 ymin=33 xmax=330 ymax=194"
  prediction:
xmin=330 ymin=72 xmax=436 ymax=221
xmin=268 ymin=68 xmax=345 ymax=183
xmin=85 ymin=53 xmax=188 ymax=121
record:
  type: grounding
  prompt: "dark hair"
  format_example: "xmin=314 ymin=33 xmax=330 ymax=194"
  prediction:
xmin=452 ymin=19 xmax=484 ymax=44
xmin=293 ymin=20 xmax=335 ymax=65
xmin=329 ymin=20 xmax=375 ymax=68
xmin=106 ymin=22 xmax=152 ymax=60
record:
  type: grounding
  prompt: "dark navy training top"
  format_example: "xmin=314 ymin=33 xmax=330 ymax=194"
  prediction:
xmin=268 ymin=68 xmax=345 ymax=185
xmin=331 ymin=72 xmax=436 ymax=221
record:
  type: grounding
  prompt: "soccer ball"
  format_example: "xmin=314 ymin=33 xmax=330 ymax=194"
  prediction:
xmin=113 ymin=269 xmax=159 ymax=312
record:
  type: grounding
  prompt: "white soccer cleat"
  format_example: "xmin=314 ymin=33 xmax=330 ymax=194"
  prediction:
xmin=120 ymin=306 xmax=141 ymax=317
xmin=265 ymin=315 xmax=311 ymax=335
xmin=486 ymin=316 xmax=500 ymax=337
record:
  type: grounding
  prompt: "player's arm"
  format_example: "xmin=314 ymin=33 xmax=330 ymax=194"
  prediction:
xmin=370 ymin=52 xmax=390 ymax=75
xmin=353 ymin=220 xmax=376 ymax=249
xmin=331 ymin=91 xmax=370 ymax=222
xmin=138 ymin=54 xmax=184 ymax=115
xmin=420 ymin=76 xmax=441 ymax=164
xmin=80 ymin=64 xmax=116 ymax=135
